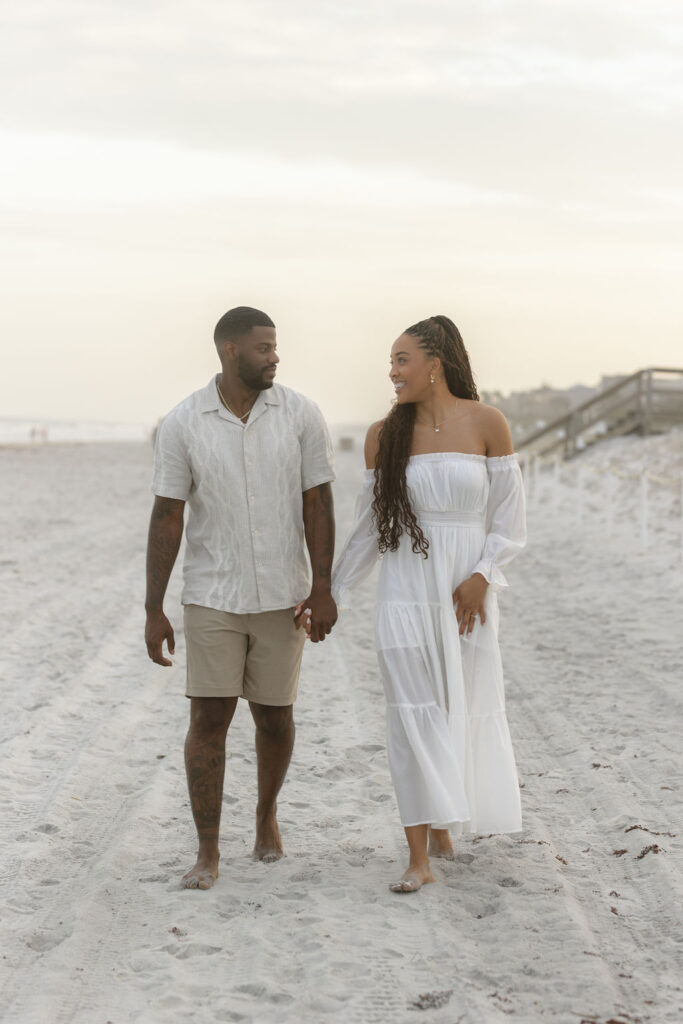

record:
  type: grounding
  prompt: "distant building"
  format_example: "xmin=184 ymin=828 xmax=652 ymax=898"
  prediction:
xmin=597 ymin=374 xmax=628 ymax=393
xmin=482 ymin=384 xmax=594 ymax=432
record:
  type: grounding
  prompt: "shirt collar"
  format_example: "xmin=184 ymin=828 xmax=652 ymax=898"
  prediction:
xmin=198 ymin=376 xmax=281 ymax=414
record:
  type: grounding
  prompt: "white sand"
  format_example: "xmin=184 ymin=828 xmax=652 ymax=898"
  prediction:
xmin=0 ymin=435 xmax=681 ymax=1024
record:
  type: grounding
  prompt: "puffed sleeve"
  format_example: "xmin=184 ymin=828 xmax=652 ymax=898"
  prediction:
xmin=472 ymin=454 xmax=526 ymax=591
xmin=331 ymin=470 xmax=380 ymax=609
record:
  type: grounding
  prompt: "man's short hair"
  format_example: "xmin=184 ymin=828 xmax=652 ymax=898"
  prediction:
xmin=214 ymin=307 xmax=275 ymax=346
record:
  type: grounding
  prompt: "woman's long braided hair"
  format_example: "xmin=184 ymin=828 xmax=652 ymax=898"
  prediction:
xmin=371 ymin=315 xmax=479 ymax=557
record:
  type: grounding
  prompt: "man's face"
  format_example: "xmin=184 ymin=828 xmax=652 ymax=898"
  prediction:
xmin=236 ymin=326 xmax=279 ymax=390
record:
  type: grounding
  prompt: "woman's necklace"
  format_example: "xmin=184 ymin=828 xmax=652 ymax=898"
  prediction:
xmin=216 ymin=377 xmax=256 ymax=422
xmin=415 ymin=400 xmax=460 ymax=433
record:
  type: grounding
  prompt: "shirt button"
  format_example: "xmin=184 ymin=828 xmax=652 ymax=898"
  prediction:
xmin=249 ymin=495 xmax=254 ymax=501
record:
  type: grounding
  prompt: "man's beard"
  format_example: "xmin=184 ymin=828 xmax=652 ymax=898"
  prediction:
xmin=237 ymin=356 xmax=275 ymax=391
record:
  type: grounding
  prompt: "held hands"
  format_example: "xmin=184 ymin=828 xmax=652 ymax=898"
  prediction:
xmin=294 ymin=588 xmax=338 ymax=643
xmin=145 ymin=609 xmax=176 ymax=666
xmin=453 ymin=573 xmax=488 ymax=637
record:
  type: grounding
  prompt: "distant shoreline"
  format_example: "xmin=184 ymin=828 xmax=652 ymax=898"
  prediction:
xmin=0 ymin=419 xmax=151 ymax=446
xmin=0 ymin=438 xmax=150 ymax=450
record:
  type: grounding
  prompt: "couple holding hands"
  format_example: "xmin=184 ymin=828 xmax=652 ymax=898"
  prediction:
xmin=145 ymin=306 xmax=526 ymax=895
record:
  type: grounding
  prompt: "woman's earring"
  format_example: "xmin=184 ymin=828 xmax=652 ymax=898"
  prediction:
xmin=430 ymin=374 xmax=435 ymax=384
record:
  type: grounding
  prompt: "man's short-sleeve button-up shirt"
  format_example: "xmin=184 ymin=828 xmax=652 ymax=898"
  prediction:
xmin=152 ymin=378 xmax=335 ymax=614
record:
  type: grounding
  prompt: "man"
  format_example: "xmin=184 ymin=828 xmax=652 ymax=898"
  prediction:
xmin=145 ymin=306 xmax=337 ymax=890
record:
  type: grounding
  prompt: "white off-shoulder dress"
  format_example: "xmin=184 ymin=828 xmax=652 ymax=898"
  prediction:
xmin=331 ymin=453 xmax=526 ymax=834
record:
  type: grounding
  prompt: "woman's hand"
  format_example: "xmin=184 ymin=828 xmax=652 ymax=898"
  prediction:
xmin=453 ymin=573 xmax=488 ymax=636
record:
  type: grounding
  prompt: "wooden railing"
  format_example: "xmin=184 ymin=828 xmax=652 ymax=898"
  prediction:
xmin=517 ymin=368 xmax=683 ymax=459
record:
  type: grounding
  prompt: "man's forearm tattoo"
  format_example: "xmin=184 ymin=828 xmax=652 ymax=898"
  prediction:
xmin=146 ymin=499 xmax=184 ymax=608
xmin=303 ymin=484 xmax=335 ymax=583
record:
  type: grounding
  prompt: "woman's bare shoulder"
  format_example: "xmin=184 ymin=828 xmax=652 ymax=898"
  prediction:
xmin=474 ymin=402 xmax=514 ymax=456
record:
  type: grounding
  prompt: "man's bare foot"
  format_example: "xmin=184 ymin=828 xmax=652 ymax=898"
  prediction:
xmin=389 ymin=863 xmax=435 ymax=893
xmin=181 ymin=852 xmax=219 ymax=890
xmin=428 ymin=827 xmax=455 ymax=861
xmin=253 ymin=812 xmax=284 ymax=863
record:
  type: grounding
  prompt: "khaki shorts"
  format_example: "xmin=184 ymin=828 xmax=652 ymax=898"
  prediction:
xmin=183 ymin=604 xmax=306 ymax=705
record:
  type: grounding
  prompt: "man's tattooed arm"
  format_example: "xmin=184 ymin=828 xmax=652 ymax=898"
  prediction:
xmin=145 ymin=496 xmax=185 ymax=664
xmin=299 ymin=483 xmax=337 ymax=643
xmin=302 ymin=482 xmax=335 ymax=588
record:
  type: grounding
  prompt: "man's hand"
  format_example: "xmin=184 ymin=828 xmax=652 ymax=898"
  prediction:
xmin=453 ymin=573 xmax=488 ymax=637
xmin=145 ymin=609 xmax=176 ymax=666
xmin=294 ymin=589 xmax=337 ymax=643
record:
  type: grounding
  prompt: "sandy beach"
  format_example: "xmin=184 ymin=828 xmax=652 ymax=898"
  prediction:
xmin=0 ymin=434 xmax=681 ymax=1024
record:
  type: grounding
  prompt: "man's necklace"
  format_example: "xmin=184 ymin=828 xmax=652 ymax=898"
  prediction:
xmin=216 ymin=378 xmax=256 ymax=422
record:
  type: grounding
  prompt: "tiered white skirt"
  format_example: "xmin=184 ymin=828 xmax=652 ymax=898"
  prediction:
xmin=375 ymin=513 xmax=522 ymax=834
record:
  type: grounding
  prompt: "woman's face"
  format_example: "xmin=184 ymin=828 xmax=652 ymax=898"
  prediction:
xmin=389 ymin=333 xmax=435 ymax=405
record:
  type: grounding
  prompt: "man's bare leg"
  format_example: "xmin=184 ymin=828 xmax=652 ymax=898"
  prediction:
xmin=428 ymin=826 xmax=455 ymax=860
xmin=389 ymin=824 xmax=436 ymax=893
xmin=249 ymin=702 xmax=295 ymax=863
xmin=182 ymin=696 xmax=238 ymax=889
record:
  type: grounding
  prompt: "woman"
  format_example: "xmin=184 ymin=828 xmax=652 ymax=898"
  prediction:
xmin=326 ymin=315 xmax=526 ymax=893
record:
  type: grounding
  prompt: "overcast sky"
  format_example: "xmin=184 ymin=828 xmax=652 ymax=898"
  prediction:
xmin=1 ymin=0 xmax=682 ymax=426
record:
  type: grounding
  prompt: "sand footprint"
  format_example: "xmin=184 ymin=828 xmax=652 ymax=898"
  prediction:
xmin=161 ymin=942 xmax=223 ymax=959
xmin=474 ymin=903 xmax=499 ymax=918
xmin=233 ymin=983 xmax=294 ymax=1004
xmin=26 ymin=922 xmax=73 ymax=952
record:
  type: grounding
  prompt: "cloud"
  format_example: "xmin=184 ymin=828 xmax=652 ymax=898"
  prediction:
xmin=1 ymin=0 xmax=682 ymax=422
xmin=2 ymin=128 xmax=543 ymax=213
xmin=1 ymin=0 xmax=680 ymax=217
xmin=2 ymin=1 xmax=681 ymax=124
